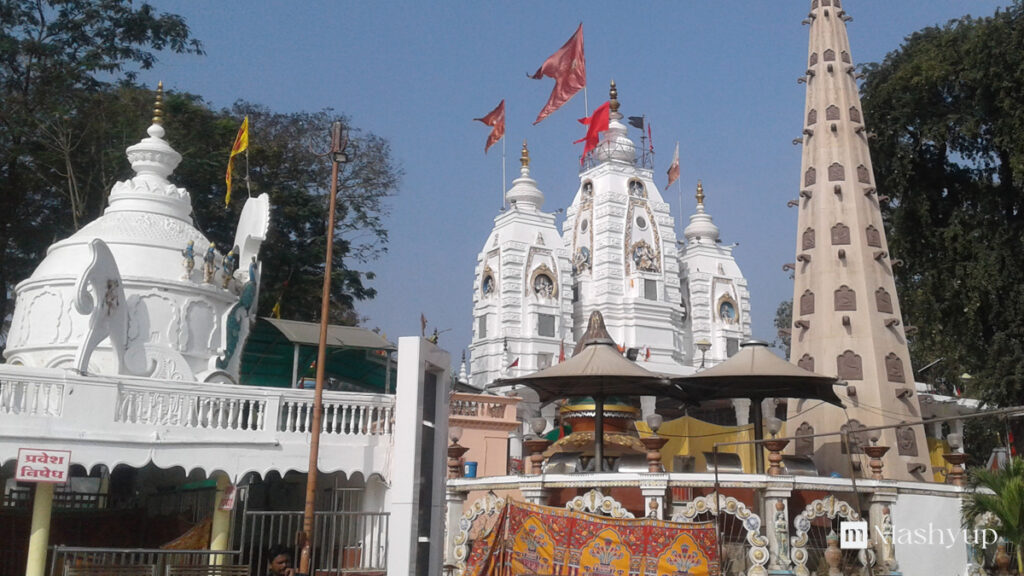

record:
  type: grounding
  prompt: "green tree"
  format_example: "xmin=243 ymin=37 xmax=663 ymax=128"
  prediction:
xmin=963 ymin=458 xmax=1024 ymax=573
xmin=860 ymin=4 xmax=1024 ymax=447
xmin=0 ymin=0 xmax=203 ymax=344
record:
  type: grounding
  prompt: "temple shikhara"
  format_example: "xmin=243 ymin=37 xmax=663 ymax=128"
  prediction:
xmin=0 ymin=3 xmax=1000 ymax=576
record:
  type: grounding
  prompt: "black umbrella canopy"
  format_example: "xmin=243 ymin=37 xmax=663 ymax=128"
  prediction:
xmin=670 ymin=340 xmax=845 ymax=406
xmin=488 ymin=310 xmax=690 ymax=405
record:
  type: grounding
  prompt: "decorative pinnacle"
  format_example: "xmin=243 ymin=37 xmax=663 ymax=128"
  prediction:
xmin=696 ymin=180 xmax=705 ymax=206
xmin=520 ymin=139 xmax=530 ymax=168
xmin=153 ymin=81 xmax=164 ymax=125
xmin=609 ymin=80 xmax=619 ymax=113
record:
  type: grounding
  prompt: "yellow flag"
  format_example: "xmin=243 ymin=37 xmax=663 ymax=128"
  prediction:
xmin=225 ymin=116 xmax=249 ymax=206
xmin=271 ymin=299 xmax=281 ymax=319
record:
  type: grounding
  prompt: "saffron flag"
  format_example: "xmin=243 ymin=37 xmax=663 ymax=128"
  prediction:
xmin=474 ymin=100 xmax=506 ymax=153
xmin=271 ymin=299 xmax=282 ymax=319
xmin=558 ymin=339 xmax=566 ymax=364
xmin=574 ymin=101 xmax=610 ymax=164
xmin=507 ymin=357 xmax=520 ymax=369
xmin=667 ymin=141 xmax=680 ymax=188
xmin=648 ymin=123 xmax=654 ymax=153
xmin=225 ymin=116 xmax=249 ymax=206
xmin=530 ymin=24 xmax=586 ymax=125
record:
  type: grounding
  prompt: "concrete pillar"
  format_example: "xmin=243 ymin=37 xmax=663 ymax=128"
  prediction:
xmin=870 ymin=489 xmax=899 ymax=575
xmin=733 ymin=398 xmax=752 ymax=426
xmin=26 ymin=482 xmax=55 ymax=576
xmin=444 ymin=489 xmax=467 ymax=565
xmin=640 ymin=481 xmax=668 ymax=519
xmin=764 ymin=482 xmax=794 ymax=574
xmin=210 ymin=473 xmax=233 ymax=565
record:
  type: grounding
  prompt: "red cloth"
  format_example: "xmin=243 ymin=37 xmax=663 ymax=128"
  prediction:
xmin=667 ymin=142 xmax=680 ymax=188
xmin=574 ymin=101 xmax=610 ymax=164
xmin=474 ymin=100 xmax=505 ymax=153
xmin=531 ymin=24 xmax=586 ymax=124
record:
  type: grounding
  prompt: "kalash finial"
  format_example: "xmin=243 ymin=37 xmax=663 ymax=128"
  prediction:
xmin=609 ymin=80 xmax=619 ymax=113
xmin=152 ymin=81 xmax=164 ymax=125
xmin=696 ymin=180 xmax=705 ymax=206
xmin=520 ymin=139 xmax=530 ymax=168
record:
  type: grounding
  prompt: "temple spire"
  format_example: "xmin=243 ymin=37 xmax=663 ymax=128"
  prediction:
xmin=787 ymin=0 xmax=931 ymax=480
xmin=152 ymin=81 xmax=164 ymax=125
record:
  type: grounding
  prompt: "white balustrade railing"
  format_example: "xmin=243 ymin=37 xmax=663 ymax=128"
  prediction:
xmin=0 ymin=365 xmax=396 ymax=441
xmin=278 ymin=391 xmax=394 ymax=436
xmin=0 ymin=377 xmax=65 ymax=417
xmin=115 ymin=385 xmax=268 ymax=431
xmin=449 ymin=393 xmax=517 ymax=422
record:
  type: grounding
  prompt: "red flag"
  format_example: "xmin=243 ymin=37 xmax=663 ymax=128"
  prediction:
xmin=645 ymin=346 xmax=651 ymax=361
xmin=647 ymin=124 xmax=654 ymax=154
xmin=474 ymin=100 xmax=505 ymax=153
xmin=667 ymin=142 xmax=680 ymax=188
xmin=559 ymin=339 xmax=566 ymax=363
xmin=507 ymin=357 xmax=520 ymax=369
xmin=574 ymin=101 xmax=610 ymax=164
xmin=530 ymin=24 xmax=586 ymax=124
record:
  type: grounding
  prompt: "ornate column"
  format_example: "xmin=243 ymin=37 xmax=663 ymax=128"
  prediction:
xmin=641 ymin=480 xmax=669 ymax=519
xmin=864 ymin=440 xmax=890 ymax=480
xmin=765 ymin=480 xmax=794 ymax=574
xmin=733 ymin=398 xmax=752 ymax=426
xmin=869 ymin=486 xmax=899 ymax=575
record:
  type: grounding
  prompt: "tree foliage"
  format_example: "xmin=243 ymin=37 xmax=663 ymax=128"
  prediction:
xmin=860 ymin=3 xmax=1024 ymax=412
xmin=0 ymin=0 xmax=202 ymax=343
xmin=773 ymin=299 xmax=792 ymax=360
xmin=963 ymin=457 xmax=1024 ymax=572
xmin=0 ymin=1 xmax=400 ymax=349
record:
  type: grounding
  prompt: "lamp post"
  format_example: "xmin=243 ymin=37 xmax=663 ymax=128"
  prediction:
xmin=696 ymin=339 xmax=711 ymax=369
xmin=298 ymin=121 xmax=348 ymax=576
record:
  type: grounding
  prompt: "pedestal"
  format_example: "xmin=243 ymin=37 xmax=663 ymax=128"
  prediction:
xmin=763 ymin=438 xmax=790 ymax=477
xmin=523 ymin=438 xmax=550 ymax=476
xmin=639 ymin=436 xmax=669 ymax=473
xmin=943 ymin=452 xmax=968 ymax=487
xmin=641 ymin=481 xmax=668 ymax=519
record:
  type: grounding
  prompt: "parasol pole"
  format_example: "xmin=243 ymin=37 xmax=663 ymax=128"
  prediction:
xmin=752 ymin=397 xmax=765 ymax=474
xmin=593 ymin=395 xmax=605 ymax=472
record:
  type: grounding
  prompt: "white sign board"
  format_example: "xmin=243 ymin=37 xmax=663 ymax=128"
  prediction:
xmin=16 ymin=448 xmax=71 ymax=484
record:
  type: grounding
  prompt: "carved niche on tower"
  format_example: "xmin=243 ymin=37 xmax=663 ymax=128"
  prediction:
xmin=796 ymin=422 xmax=815 ymax=456
xmin=831 ymin=223 xmax=851 ymax=245
xmin=875 ymin=288 xmax=893 ymax=313
xmin=834 ymin=285 xmax=856 ymax=311
xmin=804 ymin=167 xmax=816 ymax=187
xmin=797 ymin=354 xmax=815 ymax=372
xmin=849 ymin=107 xmax=862 ymax=123
xmin=837 ymin=350 xmax=863 ymax=380
xmin=800 ymin=290 xmax=815 ymax=316
xmin=826 ymin=105 xmax=840 ymax=121
xmin=885 ymin=353 xmax=906 ymax=383
xmin=865 ymin=225 xmax=882 ymax=248
xmin=828 ymin=162 xmax=845 ymax=182
xmin=839 ymin=419 xmax=867 ymax=454
xmin=803 ymin=228 xmax=816 ymax=250
xmin=857 ymin=165 xmax=872 ymax=184
xmin=896 ymin=423 xmax=919 ymax=456
xmin=823 ymin=49 xmax=836 ymax=62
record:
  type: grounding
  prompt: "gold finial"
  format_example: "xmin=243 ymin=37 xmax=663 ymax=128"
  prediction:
xmin=152 ymin=81 xmax=164 ymax=125
xmin=521 ymin=139 xmax=530 ymax=168
xmin=696 ymin=180 xmax=705 ymax=206
xmin=609 ymin=79 xmax=619 ymax=113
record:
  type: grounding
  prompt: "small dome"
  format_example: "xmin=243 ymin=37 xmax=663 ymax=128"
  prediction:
xmin=505 ymin=140 xmax=545 ymax=210
xmin=593 ymin=81 xmax=636 ymax=165
xmin=683 ymin=181 xmax=721 ymax=244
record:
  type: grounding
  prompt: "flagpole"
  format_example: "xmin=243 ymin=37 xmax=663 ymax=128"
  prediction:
xmin=244 ymin=146 xmax=251 ymax=198
xmin=501 ymin=135 xmax=507 ymax=210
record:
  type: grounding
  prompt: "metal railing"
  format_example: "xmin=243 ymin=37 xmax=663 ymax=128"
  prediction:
xmin=48 ymin=547 xmax=242 ymax=576
xmin=236 ymin=510 xmax=388 ymax=574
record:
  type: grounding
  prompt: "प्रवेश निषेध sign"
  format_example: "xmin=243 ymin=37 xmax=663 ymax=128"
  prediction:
xmin=16 ymin=448 xmax=71 ymax=483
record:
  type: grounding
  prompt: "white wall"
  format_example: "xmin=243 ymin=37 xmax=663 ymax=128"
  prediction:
xmin=892 ymin=493 xmax=970 ymax=575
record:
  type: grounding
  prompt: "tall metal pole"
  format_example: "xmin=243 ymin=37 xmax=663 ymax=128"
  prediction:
xmin=299 ymin=121 xmax=346 ymax=576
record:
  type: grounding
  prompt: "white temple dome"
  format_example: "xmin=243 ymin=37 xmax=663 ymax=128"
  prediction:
xmin=683 ymin=181 xmax=721 ymax=244
xmin=505 ymin=141 xmax=545 ymax=210
xmin=593 ymin=81 xmax=637 ymax=165
xmin=5 ymin=86 xmax=268 ymax=383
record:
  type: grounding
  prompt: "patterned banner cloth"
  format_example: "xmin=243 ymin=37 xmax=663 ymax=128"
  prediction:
xmin=466 ymin=499 xmax=719 ymax=576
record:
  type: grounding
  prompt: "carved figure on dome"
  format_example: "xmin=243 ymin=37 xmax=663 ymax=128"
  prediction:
xmin=631 ymin=240 xmax=658 ymax=272
xmin=181 ymin=240 xmax=195 ymax=280
xmin=204 ymin=242 xmax=217 ymax=283
xmin=73 ymin=238 xmax=152 ymax=376
xmin=222 ymin=245 xmax=239 ymax=289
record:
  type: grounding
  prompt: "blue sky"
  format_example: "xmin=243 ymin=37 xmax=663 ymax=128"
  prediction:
xmin=138 ymin=1 xmax=1008 ymax=358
